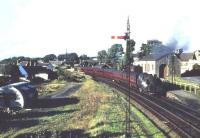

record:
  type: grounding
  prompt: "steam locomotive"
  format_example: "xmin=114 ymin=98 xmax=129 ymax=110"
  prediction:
xmin=81 ymin=66 xmax=163 ymax=95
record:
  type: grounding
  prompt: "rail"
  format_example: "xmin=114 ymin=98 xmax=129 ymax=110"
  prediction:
xmin=97 ymin=77 xmax=200 ymax=137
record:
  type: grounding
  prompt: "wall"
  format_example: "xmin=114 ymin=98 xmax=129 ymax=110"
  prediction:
xmin=133 ymin=60 xmax=156 ymax=75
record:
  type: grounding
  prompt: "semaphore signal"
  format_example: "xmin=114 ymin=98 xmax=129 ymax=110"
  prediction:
xmin=111 ymin=17 xmax=134 ymax=138
xmin=111 ymin=35 xmax=126 ymax=40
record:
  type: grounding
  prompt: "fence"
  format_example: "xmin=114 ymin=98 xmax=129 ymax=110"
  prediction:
xmin=167 ymin=80 xmax=200 ymax=96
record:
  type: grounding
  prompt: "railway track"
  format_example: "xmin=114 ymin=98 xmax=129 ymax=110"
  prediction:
xmin=95 ymin=77 xmax=200 ymax=138
xmin=163 ymin=97 xmax=200 ymax=116
xmin=145 ymin=94 xmax=200 ymax=127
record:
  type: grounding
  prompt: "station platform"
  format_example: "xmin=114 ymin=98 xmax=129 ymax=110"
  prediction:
xmin=166 ymin=90 xmax=200 ymax=111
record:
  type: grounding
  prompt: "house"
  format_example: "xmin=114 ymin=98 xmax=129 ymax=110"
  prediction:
xmin=179 ymin=53 xmax=194 ymax=74
xmin=134 ymin=40 xmax=200 ymax=78
xmin=49 ymin=60 xmax=63 ymax=67
xmin=134 ymin=40 xmax=174 ymax=78
xmin=179 ymin=51 xmax=200 ymax=73
xmin=37 ymin=62 xmax=54 ymax=71
xmin=18 ymin=61 xmax=29 ymax=66
xmin=194 ymin=50 xmax=200 ymax=61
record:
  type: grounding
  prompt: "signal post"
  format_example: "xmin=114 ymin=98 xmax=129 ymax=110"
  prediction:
xmin=111 ymin=17 xmax=135 ymax=138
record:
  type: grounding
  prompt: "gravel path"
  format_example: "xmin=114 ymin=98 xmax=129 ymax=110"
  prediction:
xmin=50 ymin=83 xmax=82 ymax=98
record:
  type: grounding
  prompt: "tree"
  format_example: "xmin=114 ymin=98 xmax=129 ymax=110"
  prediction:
xmin=107 ymin=44 xmax=124 ymax=67
xmin=0 ymin=58 xmax=13 ymax=64
xmin=79 ymin=54 xmax=89 ymax=61
xmin=79 ymin=54 xmax=89 ymax=65
xmin=0 ymin=56 xmax=31 ymax=64
xmin=58 ymin=54 xmax=66 ymax=61
xmin=124 ymin=39 xmax=135 ymax=65
xmin=138 ymin=43 xmax=152 ymax=59
xmin=66 ymin=53 xmax=79 ymax=67
xmin=43 ymin=54 xmax=57 ymax=62
xmin=97 ymin=50 xmax=108 ymax=63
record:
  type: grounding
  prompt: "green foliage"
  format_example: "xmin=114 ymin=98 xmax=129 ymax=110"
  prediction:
xmin=124 ymin=39 xmax=135 ymax=65
xmin=79 ymin=54 xmax=89 ymax=61
xmin=43 ymin=54 xmax=57 ymax=62
xmin=97 ymin=50 xmax=108 ymax=63
xmin=58 ymin=54 xmax=66 ymax=61
xmin=107 ymin=44 xmax=124 ymax=66
xmin=138 ymin=43 xmax=152 ymax=59
xmin=79 ymin=54 xmax=89 ymax=66
xmin=1 ymin=79 xmax=165 ymax=138
xmin=0 ymin=56 xmax=31 ymax=64
xmin=57 ymin=68 xmax=71 ymax=80
xmin=65 ymin=53 xmax=79 ymax=67
xmin=58 ymin=53 xmax=80 ymax=67
xmin=57 ymin=67 xmax=85 ymax=82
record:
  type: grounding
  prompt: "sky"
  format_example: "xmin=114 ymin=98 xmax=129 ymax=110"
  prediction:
xmin=0 ymin=0 xmax=199 ymax=60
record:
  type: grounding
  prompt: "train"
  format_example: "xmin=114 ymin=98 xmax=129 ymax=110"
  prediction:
xmin=81 ymin=65 xmax=164 ymax=95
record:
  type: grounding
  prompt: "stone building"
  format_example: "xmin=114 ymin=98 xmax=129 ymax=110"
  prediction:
xmin=134 ymin=40 xmax=179 ymax=78
xmin=194 ymin=50 xmax=200 ymax=61
xmin=134 ymin=40 xmax=200 ymax=78
xmin=179 ymin=51 xmax=200 ymax=73
xmin=179 ymin=53 xmax=194 ymax=74
xmin=134 ymin=52 xmax=179 ymax=78
xmin=133 ymin=40 xmax=200 ymax=78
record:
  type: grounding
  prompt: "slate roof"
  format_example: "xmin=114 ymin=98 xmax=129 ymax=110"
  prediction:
xmin=179 ymin=53 xmax=193 ymax=61
xmin=140 ymin=45 xmax=173 ymax=61
xmin=140 ymin=53 xmax=171 ymax=61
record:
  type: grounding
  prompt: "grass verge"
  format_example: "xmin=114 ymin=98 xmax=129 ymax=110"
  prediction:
xmin=1 ymin=78 xmax=165 ymax=138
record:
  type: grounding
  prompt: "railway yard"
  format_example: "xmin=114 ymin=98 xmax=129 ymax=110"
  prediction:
xmin=81 ymin=66 xmax=200 ymax=138
xmin=98 ymin=77 xmax=200 ymax=137
xmin=1 ymin=69 xmax=200 ymax=137
xmin=0 ymin=76 xmax=167 ymax=138
xmin=2 ymin=1 xmax=200 ymax=137
xmin=2 ymin=62 xmax=200 ymax=138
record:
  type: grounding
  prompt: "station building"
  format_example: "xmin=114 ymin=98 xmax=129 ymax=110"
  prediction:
xmin=133 ymin=40 xmax=200 ymax=78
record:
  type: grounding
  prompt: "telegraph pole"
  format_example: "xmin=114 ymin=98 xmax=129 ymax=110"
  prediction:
xmin=171 ymin=52 xmax=175 ymax=84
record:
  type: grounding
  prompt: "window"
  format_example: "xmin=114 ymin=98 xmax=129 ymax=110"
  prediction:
xmin=145 ymin=64 xmax=150 ymax=72
xmin=145 ymin=64 xmax=147 ymax=71
xmin=147 ymin=64 xmax=150 ymax=71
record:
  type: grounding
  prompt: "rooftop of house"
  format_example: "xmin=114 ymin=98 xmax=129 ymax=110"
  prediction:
xmin=140 ymin=53 xmax=170 ymax=61
xmin=37 ymin=62 xmax=51 ymax=67
xmin=49 ymin=60 xmax=63 ymax=66
xmin=140 ymin=45 xmax=173 ymax=61
xmin=139 ymin=50 xmax=194 ymax=62
xmin=19 ymin=61 xmax=29 ymax=66
xmin=179 ymin=53 xmax=194 ymax=61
